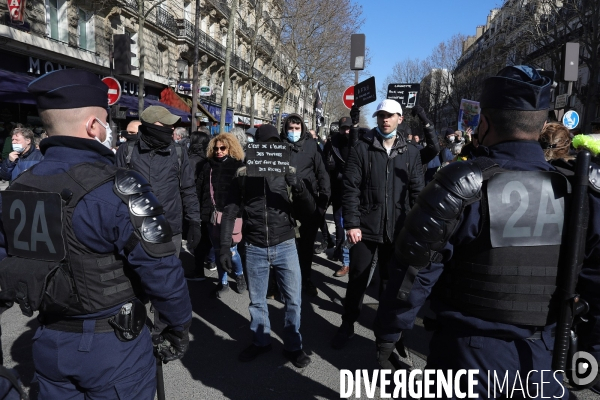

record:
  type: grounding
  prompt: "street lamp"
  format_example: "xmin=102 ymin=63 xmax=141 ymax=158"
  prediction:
xmin=177 ymin=58 xmax=188 ymax=80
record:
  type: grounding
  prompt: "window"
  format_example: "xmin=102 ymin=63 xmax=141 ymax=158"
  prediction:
xmin=78 ymin=9 xmax=95 ymax=51
xmin=184 ymin=1 xmax=192 ymax=21
xmin=46 ymin=0 xmax=68 ymax=42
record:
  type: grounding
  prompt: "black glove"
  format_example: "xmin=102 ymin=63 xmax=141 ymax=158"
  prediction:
xmin=350 ymin=105 xmax=360 ymax=126
xmin=376 ymin=337 xmax=407 ymax=372
xmin=411 ymin=105 xmax=431 ymax=125
xmin=220 ymin=250 xmax=233 ymax=274
xmin=285 ymin=171 xmax=303 ymax=192
xmin=186 ymin=221 xmax=201 ymax=250
xmin=156 ymin=326 xmax=190 ymax=363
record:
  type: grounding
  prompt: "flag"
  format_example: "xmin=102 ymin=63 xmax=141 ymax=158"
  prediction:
xmin=313 ymin=81 xmax=323 ymax=132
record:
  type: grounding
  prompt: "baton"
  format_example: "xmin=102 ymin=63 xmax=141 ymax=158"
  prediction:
xmin=153 ymin=334 xmax=166 ymax=400
xmin=552 ymin=150 xmax=591 ymax=372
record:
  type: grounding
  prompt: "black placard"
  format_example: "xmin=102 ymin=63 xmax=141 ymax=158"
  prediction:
xmin=354 ymin=76 xmax=376 ymax=108
xmin=387 ymin=83 xmax=421 ymax=109
xmin=246 ymin=142 xmax=291 ymax=177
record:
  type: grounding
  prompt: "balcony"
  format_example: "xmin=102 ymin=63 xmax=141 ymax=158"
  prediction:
xmin=156 ymin=7 xmax=178 ymax=36
xmin=206 ymin=0 xmax=231 ymax=19
xmin=257 ymin=35 xmax=275 ymax=55
xmin=177 ymin=19 xmax=195 ymax=43
xmin=238 ymin=20 xmax=255 ymax=39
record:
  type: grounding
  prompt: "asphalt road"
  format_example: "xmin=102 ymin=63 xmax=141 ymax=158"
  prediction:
xmin=0 ymin=208 xmax=598 ymax=399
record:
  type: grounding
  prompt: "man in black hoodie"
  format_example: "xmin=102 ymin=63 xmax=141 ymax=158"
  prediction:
xmin=219 ymin=124 xmax=315 ymax=368
xmin=282 ymin=114 xmax=331 ymax=296
xmin=331 ymin=100 xmax=425 ymax=349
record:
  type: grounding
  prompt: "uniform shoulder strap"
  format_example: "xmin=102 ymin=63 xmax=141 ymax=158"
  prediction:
xmin=125 ymin=140 xmax=137 ymax=167
xmin=470 ymin=157 xmax=503 ymax=180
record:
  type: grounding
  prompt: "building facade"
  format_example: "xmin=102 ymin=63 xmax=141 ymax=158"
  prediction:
xmin=0 ymin=0 xmax=304 ymax=129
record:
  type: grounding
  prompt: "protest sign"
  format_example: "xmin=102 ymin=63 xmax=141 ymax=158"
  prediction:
xmin=246 ymin=142 xmax=291 ymax=177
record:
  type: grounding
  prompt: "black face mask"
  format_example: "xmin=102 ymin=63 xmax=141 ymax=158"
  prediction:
xmin=140 ymin=121 xmax=173 ymax=149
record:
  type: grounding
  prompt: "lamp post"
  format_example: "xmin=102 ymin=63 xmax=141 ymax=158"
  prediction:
xmin=176 ymin=58 xmax=187 ymax=93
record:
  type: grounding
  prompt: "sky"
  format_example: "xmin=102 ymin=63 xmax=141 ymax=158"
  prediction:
xmin=353 ymin=0 xmax=502 ymax=123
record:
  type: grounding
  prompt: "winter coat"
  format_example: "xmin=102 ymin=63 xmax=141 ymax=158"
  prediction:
xmin=281 ymin=113 xmax=331 ymax=216
xmin=198 ymin=156 xmax=243 ymax=223
xmin=0 ymin=146 xmax=44 ymax=182
xmin=188 ymin=144 xmax=209 ymax=181
xmin=342 ymin=128 xmax=425 ymax=243
xmin=115 ymin=137 xmax=200 ymax=235
xmin=322 ymin=129 xmax=358 ymax=208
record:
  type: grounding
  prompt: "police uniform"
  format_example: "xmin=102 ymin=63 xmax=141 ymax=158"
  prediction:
xmin=374 ymin=66 xmax=600 ymax=398
xmin=0 ymin=70 xmax=192 ymax=398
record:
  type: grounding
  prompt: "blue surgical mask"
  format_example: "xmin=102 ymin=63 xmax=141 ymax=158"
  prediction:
xmin=287 ymin=131 xmax=301 ymax=142
xmin=376 ymin=127 xmax=396 ymax=140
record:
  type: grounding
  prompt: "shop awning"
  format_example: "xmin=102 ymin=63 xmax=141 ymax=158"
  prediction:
xmin=0 ymin=70 xmax=36 ymax=104
xmin=165 ymin=88 xmax=217 ymax=123
xmin=117 ymin=95 xmax=191 ymax=123
xmin=201 ymin=101 xmax=233 ymax=124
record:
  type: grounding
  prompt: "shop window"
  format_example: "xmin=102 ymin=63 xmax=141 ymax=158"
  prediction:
xmin=46 ymin=0 xmax=68 ymax=43
xmin=78 ymin=9 xmax=95 ymax=51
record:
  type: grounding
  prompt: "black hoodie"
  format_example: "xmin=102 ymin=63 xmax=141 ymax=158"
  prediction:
xmin=281 ymin=113 xmax=330 ymax=215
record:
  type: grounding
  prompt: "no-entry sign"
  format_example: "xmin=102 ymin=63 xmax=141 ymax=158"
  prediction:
xmin=342 ymin=86 xmax=354 ymax=109
xmin=102 ymin=77 xmax=122 ymax=106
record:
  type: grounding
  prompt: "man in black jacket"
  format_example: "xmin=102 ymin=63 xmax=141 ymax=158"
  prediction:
xmin=322 ymin=116 xmax=357 ymax=277
xmin=282 ymin=114 xmax=331 ymax=296
xmin=116 ymin=106 xmax=202 ymax=257
xmin=332 ymin=99 xmax=425 ymax=349
xmin=219 ymin=124 xmax=315 ymax=368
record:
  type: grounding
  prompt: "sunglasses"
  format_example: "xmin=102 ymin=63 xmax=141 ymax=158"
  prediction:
xmin=213 ymin=146 xmax=227 ymax=151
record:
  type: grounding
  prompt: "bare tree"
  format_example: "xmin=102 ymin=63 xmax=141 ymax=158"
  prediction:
xmin=277 ymin=0 xmax=363 ymax=129
xmin=220 ymin=0 xmax=239 ymax=133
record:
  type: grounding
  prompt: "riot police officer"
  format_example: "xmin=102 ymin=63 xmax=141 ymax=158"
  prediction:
xmin=374 ymin=65 xmax=600 ymax=398
xmin=0 ymin=69 xmax=192 ymax=398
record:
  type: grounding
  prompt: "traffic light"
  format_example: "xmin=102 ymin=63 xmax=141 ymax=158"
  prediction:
xmin=113 ymin=34 xmax=136 ymax=75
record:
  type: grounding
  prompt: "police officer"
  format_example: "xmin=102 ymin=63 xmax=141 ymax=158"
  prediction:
xmin=374 ymin=65 xmax=600 ymax=398
xmin=0 ymin=69 xmax=192 ymax=398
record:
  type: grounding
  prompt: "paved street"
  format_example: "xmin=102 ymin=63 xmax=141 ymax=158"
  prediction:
xmin=0 ymin=212 xmax=597 ymax=399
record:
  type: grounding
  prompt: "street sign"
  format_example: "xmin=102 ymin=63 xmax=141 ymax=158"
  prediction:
xmin=387 ymin=83 xmax=420 ymax=109
xmin=102 ymin=77 xmax=121 ymax=106
xmin=342 ymin=86 xmax=354 ymax=109
xmin=562 ymin=110 xmax=579 ymax=129
xmin=354 ymin=76 xmax=376 ymax=108
xmin=199 ymin=86 xmax=212 ymax=96
xmin=555 ymin=94 xmax=569 ymax=109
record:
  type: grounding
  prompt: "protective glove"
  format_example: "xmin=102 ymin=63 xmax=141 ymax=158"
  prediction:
xmin=285 ymin=170 xmax=303 ymax=192
xmin=350 ymin=105 xmax=360 ymax=126
xmin=156 ymin=325 xmax=190 ymax=363
xmin=220 ymin=250 xmax=233 ymax=274
xmin=376 ymin=336 xmax=407 ymax=372
xmin=186 ymin=221 xmax=202 ymax=250
xmin=411 ymin=105 xmax=431 ymax=126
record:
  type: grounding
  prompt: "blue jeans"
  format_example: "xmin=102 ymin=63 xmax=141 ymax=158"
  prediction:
xmin=215 ymin=244 xmax=243 ymax=285
xmin=333 ymin=206 xmax=350 ymax=266
xmin=245 ymin=239 xmax=302 ymax=351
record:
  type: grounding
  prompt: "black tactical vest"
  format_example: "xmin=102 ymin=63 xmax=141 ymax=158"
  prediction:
xmin=0 ymin=162 xmax=135 ymax=317
xmin=439 ymin=168 xmax=571 ymax=327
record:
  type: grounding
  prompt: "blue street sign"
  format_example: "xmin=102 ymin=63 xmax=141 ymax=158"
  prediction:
xmin=562 ymin=110 xmax=579 ymax=129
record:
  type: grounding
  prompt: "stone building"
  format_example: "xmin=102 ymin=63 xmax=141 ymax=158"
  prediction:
xmin=0 ymin=0 xmax=304 ymax=130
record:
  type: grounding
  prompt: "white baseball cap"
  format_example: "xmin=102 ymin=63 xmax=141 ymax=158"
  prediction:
xmin=372 ymin=99 xmax=403 ymax=118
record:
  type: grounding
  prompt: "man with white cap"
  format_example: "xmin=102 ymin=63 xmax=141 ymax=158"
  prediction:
xmin=331 ymin=99 xmax=425 ymax=349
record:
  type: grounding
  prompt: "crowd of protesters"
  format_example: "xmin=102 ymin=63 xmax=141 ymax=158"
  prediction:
xmin=2 ymin=63 xmax=600 ymax=398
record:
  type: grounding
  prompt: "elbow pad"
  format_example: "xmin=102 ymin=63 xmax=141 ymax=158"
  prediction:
xmin=114 ymin=169 xmax=176 ymax=258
